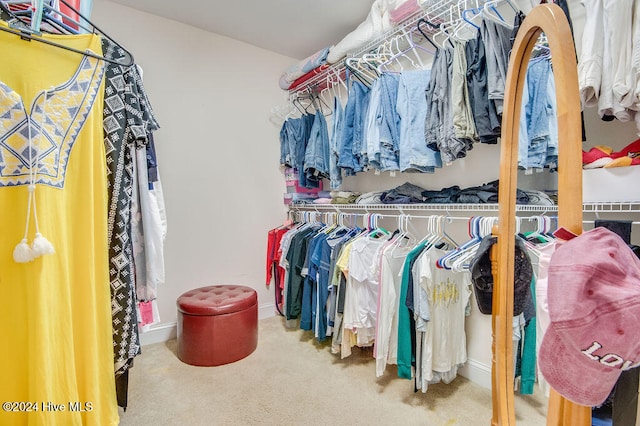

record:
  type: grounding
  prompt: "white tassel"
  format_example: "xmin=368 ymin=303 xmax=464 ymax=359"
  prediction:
xmin=13 ymin=238 xmax=34 ymax=263
xmin=32 ymin=232 xmax=55 ymax=256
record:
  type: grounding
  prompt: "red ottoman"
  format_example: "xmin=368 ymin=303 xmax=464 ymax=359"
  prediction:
xmin=177 ymin=285 xmax=258 ymax=366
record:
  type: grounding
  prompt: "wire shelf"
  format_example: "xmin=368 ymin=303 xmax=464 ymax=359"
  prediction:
xmin=289 ymin=202 xmax=640 ymax=214
xmin=287 ymin=0 xmax=461 ymax=97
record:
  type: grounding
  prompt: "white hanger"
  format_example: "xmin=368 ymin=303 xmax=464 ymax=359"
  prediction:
xmin=482 ymin=0 xmax=518 ymax=29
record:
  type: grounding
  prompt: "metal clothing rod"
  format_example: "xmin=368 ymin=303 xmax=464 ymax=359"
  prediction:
xmin=289 ymin=201 xmax=640 ymax=213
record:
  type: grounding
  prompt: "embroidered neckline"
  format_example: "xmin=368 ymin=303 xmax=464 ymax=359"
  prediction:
xmin=0 ymin=52 xmax=104 ymax=188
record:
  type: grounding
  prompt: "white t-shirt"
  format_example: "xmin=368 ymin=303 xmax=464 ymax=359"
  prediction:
xmin=344 ymin=235 xmax=388 ymax=347
xmin=418 ymin=248 xmax=472 ymax=387
xmin=375 ymin=243 xmax=412 ymax=377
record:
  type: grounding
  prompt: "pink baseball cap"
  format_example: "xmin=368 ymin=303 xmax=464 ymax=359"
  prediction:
xmin=538 ymin=227 xmax=640 ymax=406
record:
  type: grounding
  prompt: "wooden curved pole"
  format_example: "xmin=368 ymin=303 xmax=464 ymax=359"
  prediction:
xmin=493 ymin=4 xmax=589 ymax=425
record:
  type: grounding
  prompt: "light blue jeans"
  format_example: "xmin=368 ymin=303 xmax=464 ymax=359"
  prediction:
xmin=518 ymin=57 xmax=556 ymax=169
xmin=397 ymin=69 xmax=442 ymax=172
xmin=351 ymin=80 xmax=370 ymax=173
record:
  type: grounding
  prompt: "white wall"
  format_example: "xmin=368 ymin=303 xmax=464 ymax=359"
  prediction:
xmin=93 ymin=0 xmax=293 ymax=342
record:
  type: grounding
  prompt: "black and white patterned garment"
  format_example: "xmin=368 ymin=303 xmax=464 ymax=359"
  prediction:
xmin=101 ymin=38 xmax=159 ymax=408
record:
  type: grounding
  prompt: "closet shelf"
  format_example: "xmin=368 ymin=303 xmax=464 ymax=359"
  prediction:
xmin=289 ymin=202 xmax=640 ymax=213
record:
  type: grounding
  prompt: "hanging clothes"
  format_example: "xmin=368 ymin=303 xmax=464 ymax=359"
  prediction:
xmin=414 ymin=247 xmax=472 ymax=392
xmin=397 ymin=68 xmax=441 ymax=172
xmin=374 ymin=240 xmax=413 ymax=377
xmin=480 ymin=17 xmax=512 ymax=116
xmin=518 ymin=56 xmax=559 ymax=171
xmin=0 ymin=25 xmax=118 ymax=425
xmin=465 ymin=31 xmax=501 ymax=144
xmin=101 ymin=37 xmax=160 ymax=410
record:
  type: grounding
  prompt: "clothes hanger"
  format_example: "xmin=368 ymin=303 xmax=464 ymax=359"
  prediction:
xmin=376 ymin=35 xmax=406 ymax=73
xmin=416 ymin=18 xmax=442 ymax=51
xmin=420 ymin=214 xmax=458 ymax=255
xmin=344 ymin=57 xmax=375 ymax=88
xmin=2 ymin=0 xmax=77 ymax=35
xmin=451 ymin=0 xmax=483 ymax=41
xmin=366 ymin=213 xmax=390 ymax=239
xmin=405 ymin=27 xmax=435 ymax=62
xmin=460 ymin=0 xmax=482 ymax=30
xmin=482 ymin=0 xmax=518 ymax=29
xmin=5 ymin=0 xmax=87 ymax=34
xmin=389 ymin=214 xmax=417 ymax=257
xmin=448 ymin=216 xmax=496 ymax=272
xmin=377 ymin=29 xmax=435 ymax=73
xmin=0 ymin=0 xmax=135 ymax=66
xmin=436 ymin=216 xmax=484 ymax=270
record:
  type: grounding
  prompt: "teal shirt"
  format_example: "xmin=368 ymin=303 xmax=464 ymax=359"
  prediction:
xmin=397 ymin=241 xmax=428 ymax=380
xmin=519 ymin=277 xmax=537 ymax=395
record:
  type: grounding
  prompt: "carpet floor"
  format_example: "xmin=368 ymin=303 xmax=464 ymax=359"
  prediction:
xmin=118 ymin=315 xmax=547 ymax=425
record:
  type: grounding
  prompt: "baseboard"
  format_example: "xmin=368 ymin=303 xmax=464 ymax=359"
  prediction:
xmin=459 ymin=357 xmax=492 ymax=390
xmin=139 ymin=322 xmax=177 ymax=346
xmin=139 ymin=303 xmax=278 ymax=347
xmin=259 ymin=302 xmax=278 ymax=320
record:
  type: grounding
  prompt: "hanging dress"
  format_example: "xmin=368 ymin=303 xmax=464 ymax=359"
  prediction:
xmin=0 ymin=24 xmax=118 ymax=426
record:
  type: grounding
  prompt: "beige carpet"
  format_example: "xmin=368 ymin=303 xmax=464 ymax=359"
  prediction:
xmin=118 ymin=316 xmax=547 ymax=425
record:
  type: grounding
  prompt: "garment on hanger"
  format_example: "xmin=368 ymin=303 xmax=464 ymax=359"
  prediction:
xmin=131 ymin=131 xmax=166 ymax=305
xmin=579 ymin=0 xmax=639 ymax=124
xmin=517 ymin=55 xmax=558 ymax=171
xmin=101 ymin=37 xmax=160 ymax=410
xmin=480 ymin=17 xmax=512 ymax=115
xmin=375 ymin=240 xmax=413 ymax=377
xmin=0 ymin=25 xmax=118 ymax=425
xmin=397 ymin=68 xmax=441 ymax=172
xmin=329 ymin=96 xmax=344 ymax=189
xmin=465 ymin=31 xmax=501 ymax=144
xmin=451 ymin=39 xmax=477 ymax=142
xmin=414 ymin=247 xmax=472 ymax=392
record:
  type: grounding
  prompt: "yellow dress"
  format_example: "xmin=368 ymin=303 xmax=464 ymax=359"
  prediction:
xmin=0 ymin=24 xmax=118 ymax=426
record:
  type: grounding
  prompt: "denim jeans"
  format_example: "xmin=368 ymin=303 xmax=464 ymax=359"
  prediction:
xmin=280 ymin=116 xmax=304 ymax=167
xmin=378 ymin=72 xmax=401 ymax=171
xmin=364 ymin=79 xmax=382 ymax=170
xmin=519 ymin=57 xmax=556 ymax=169
xmin=329 ymin=96 xmax=344 ymax=190
xmin=338 ymin=80 xmax=369 ymax=175
xmin=397 ymin=69 xmax=441 ymax=172
xmin=304 ymin=111 xmax=330 ymax=183
xmin=351 ymin=80 xmax=370 ymax=173
xmin=296 ymin=114 xmax=317 ymax=188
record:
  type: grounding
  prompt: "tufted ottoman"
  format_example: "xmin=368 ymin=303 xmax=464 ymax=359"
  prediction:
xmin=176 ymin=285 xmax=258 ymax=366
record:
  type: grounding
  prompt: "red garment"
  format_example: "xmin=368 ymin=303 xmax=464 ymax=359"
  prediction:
xmin=266 ymin=226 xmax=291 ymax=313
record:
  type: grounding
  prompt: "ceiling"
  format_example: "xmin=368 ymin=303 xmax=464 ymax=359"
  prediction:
xmin=109 ymin=0 xmax=376 ymax=60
